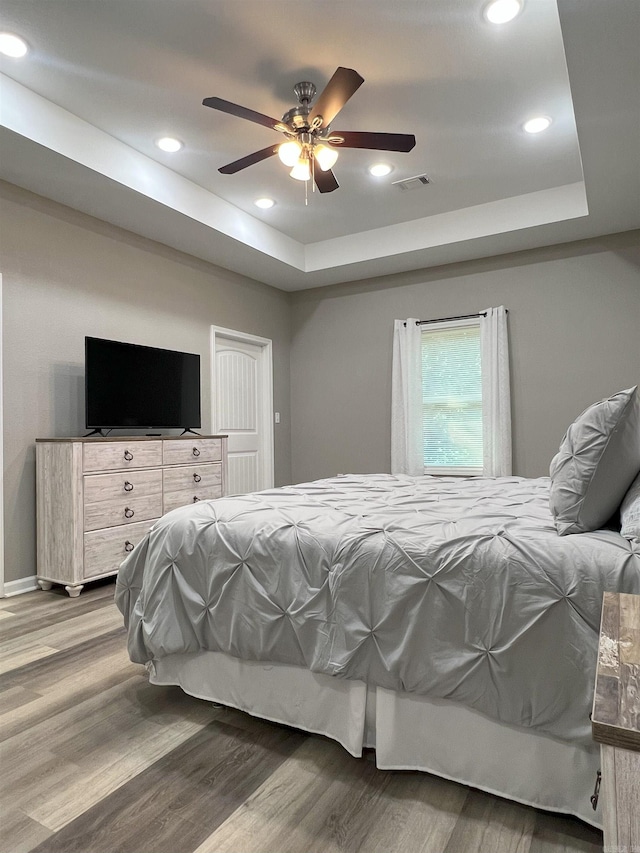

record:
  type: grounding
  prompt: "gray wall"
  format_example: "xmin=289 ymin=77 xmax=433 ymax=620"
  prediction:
xmin=3 ymin=176 xmax=640 ymax=586
xmin=0 ymin=181 xmax=292 ymax=584
xmin=290 ymin=231 xmax=640 ymax=484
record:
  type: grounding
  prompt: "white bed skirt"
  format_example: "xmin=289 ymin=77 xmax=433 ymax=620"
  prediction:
xmin=149 ymin=651 xmax=602 ymax=829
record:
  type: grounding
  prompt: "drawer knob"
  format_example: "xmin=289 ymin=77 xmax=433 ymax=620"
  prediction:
xmin=124 ymin=450 xmax=134 ymax=461
xmin=123 ymin=481 xmax=134 ymax=492
xmin=193 ymin=496 xmax=200 ymax=503
xmin=193 ymin=473 xmax=202 ymax=483
xmin=124 ymin=507 xmax=135 ymax=519
xmin=124 ymin=540 xmax=134 ymax=553
xmin=590 ymin=769 xmax=601 ymax=811
xmin=192 ymin=447 xmax=200 ymax=457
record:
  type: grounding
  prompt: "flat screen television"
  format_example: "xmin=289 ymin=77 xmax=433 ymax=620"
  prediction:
xmin=85 ymin=337 xmax=201 ymax=431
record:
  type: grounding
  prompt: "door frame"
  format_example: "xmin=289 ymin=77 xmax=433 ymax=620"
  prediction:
xmin=210 ymin=325 xmax=274 ymax=491
xmin=0 ymin=273 xmax=4 ymax=597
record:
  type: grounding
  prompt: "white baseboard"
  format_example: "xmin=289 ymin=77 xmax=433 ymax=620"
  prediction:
xmin=2 ymin=576 xmax=39 ymax=597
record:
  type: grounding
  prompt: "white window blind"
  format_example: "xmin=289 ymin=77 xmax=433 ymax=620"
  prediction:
xmin=421 ymin=321 xmax=483 ymax=473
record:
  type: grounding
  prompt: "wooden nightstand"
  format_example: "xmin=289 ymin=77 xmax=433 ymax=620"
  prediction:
xmin=591 ymin=592 xmax=640 ymax=850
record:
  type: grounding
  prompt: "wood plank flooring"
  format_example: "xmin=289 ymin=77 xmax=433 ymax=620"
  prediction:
xmin=0 ymin=581 xmax=604 ymax=853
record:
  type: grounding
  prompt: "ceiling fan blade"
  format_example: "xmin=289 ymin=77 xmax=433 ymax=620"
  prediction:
xmin=307 ymin=67 xmax=364 ymax=129
xmin=203 ymin=97 xmax=284 ymax=132
xmin=331 ymin=131 xmax=416 ymax=152
xmin=218 ymin=145 xmax=279 ymax=174
xmin=314 ymin=168 xmax=339 ymax=193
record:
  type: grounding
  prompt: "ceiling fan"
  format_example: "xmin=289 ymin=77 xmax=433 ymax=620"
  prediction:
xmin=203 ymin=67 xmax=416 ymax=194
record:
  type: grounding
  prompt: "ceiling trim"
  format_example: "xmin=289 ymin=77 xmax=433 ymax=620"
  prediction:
xmin=0 ymin=74 xmax=305 ymax=269
xmin=306 ymin=182 xmax=588 ymax=270
xmin=0 ymin=72 xmax=590 ymax=285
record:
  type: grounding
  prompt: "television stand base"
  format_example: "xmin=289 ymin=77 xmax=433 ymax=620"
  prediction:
xmin=180 ymin=428 xmax=201 ymax=436
xmin=84 ymin=429 xmax=108 ymax=437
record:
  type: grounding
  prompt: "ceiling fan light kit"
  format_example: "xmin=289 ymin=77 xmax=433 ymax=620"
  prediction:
xmin=278 ymin=139 xmax=303 ymax=167
xmin=203 ymin=67 xmax=416 ymax=196
xmin=314 ymin=144 xmax=339 ymax=172
xmin=290 ymin=156 xmax=312 ymax=182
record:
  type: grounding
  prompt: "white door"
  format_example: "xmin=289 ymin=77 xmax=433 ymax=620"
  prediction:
xmin=211 ymin=327 xmax=274 ymax=496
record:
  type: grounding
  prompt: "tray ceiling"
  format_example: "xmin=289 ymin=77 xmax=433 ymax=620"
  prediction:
xmin=0 ymin=0 xmax=638 ymax=290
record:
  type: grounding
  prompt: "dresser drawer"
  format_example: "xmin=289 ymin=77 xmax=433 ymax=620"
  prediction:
xmin=163 ymin=438 xmax=222 ymax=466
xmin=163 ymin=462 xmax=222 ymax=494
xmin=84 ymin=441 xmax=162 ymax=472
xmin=83 ymin=519 xmax=157 ymax=579
xmin=163 ymin=463 xmax=223 ymax=515
xmin=83 ymin=469 xmax=162 ymax=531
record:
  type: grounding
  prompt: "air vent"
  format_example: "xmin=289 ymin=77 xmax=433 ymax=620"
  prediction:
xmin=392 ymin=174 xmax=431 ymax=191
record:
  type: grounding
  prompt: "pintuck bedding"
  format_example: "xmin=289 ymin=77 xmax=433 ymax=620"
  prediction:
xmin=116 ymin=473 xmax=640 ymax=751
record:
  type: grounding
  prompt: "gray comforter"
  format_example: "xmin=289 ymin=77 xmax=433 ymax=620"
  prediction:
xmin=115 ymin=474 xmax=640 ymax=745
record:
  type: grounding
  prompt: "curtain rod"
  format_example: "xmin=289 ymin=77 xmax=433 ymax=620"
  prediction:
xmin=403 ymin=311 xmax=480 ymax=327
xmin=403 ymin=309 xmax=509 ymax=327
xmin=416 ymin=311 xmax=486 ymax=325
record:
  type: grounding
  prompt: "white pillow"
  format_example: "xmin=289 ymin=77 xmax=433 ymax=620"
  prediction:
xmin=549 ymin=386 xmax=640 ymax=535
xmin=620 ymin=471 xmax=640 ymax=541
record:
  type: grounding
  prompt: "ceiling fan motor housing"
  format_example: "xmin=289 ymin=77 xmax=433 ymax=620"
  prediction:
xmin=293 ymin=82 xmax=316 ymax=104
xmin=281 ymin=106 xmax=311 ymax=130
xmin=282 ymin=81 xmax=318 ymax=131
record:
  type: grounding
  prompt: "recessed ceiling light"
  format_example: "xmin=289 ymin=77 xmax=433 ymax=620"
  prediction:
xmin=369 ymin=163 xmax=393 ymax=177
xmin=523 ymin=116 xmax=552 ymax=134
xmin=0 ymin=32 xmax=28 ymax=58
xmin=155 ymin=137 xmax=183 ymax=153
xmin=484 ymin=0 xmax=523 ymax=24
xmin=254 ymin=197 xmax=275 ymax=209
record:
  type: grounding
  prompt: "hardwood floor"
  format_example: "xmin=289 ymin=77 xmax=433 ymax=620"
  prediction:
xmin=0 ymin=582 xmax=604 ymax=853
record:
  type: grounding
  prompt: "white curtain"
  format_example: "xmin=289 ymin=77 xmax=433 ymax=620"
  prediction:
xmin=391 ymin=319 xmax=423 ymax=475
xmin=480 ymin=306 xmax=512 ymax=477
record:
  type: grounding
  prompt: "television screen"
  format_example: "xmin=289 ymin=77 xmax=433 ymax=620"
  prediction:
xmin=85 ymin=337 xmax=201 ymax=430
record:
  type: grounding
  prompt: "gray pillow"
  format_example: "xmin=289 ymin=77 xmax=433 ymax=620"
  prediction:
xmin=549 ymin=386 xmax=640 ymax=535
xmin=620 ymin=471 xmax=640 ymax=541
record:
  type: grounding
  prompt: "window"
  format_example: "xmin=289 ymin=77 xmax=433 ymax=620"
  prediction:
xmin=421 ymin=319 xmax=483 ymax=475
xmin=391 ymin=307 xmax=510 ymax=478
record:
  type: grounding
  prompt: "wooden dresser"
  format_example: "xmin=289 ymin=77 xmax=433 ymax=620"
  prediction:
xmin=591 ymin=591 xmax=640 ymax=848
xmin=36 ymin=435 xmax=228 ymax=597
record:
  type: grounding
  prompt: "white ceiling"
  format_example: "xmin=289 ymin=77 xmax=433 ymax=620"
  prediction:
xmin=0 ymin=0 xmax=639 ymax=290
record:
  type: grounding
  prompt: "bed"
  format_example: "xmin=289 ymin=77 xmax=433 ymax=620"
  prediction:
xmin=115 ymin=461 xmax=640 ymax=828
